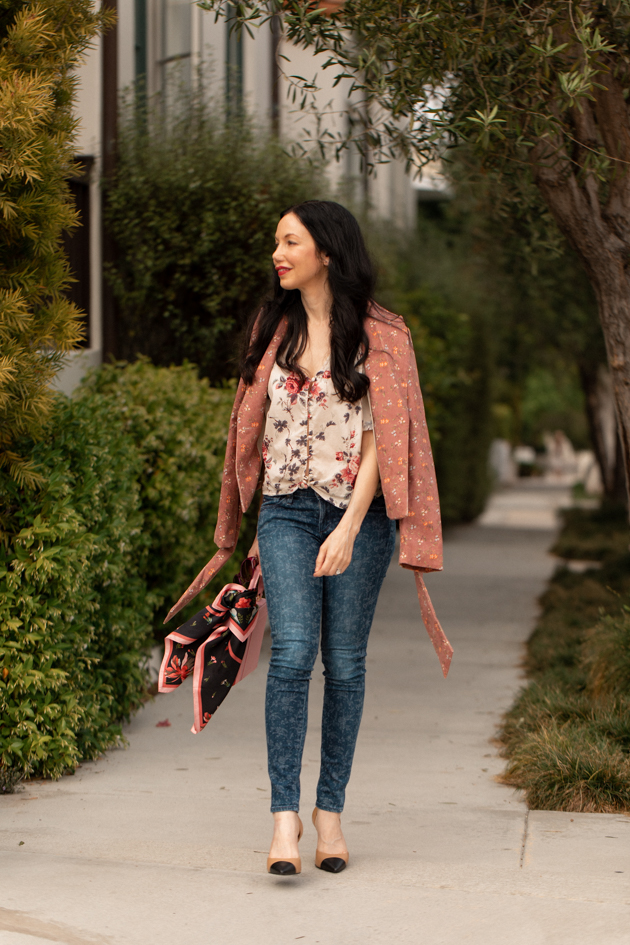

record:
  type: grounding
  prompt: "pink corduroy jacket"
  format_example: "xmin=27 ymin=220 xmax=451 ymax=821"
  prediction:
xmin=165 ymin=303 xmax=453 ymax=677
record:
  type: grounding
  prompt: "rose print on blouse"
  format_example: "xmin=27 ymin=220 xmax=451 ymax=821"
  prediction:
xmin=273 ymin=370 xmax=328 ymax=415
xmin=283 ymin=372 xmax=305 ymax=405
xmin=335 ymin=451 xmax=361 ymax=487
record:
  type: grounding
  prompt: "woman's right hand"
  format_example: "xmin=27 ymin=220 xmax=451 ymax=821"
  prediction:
xmin=248 ymin=533 xmax=260 ymax=561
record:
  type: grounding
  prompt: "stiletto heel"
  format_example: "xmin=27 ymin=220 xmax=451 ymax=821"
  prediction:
xmin=267 ymin=815 xmax=303 ymax=875
xmin=312 ymin=807 xmax=349 ymax=873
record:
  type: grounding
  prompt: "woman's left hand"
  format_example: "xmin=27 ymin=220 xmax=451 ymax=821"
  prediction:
xmin=313 ymin=521 xmax=358 ymax=577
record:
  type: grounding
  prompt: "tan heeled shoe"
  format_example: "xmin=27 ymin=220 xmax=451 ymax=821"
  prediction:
xmin=267 ymin=814 xmax=303 ymax=875
xmin=312 ymin=807 xmax=349 ymax=873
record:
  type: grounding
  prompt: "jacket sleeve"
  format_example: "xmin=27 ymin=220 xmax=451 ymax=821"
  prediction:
xmin=399 ymin=331 xmax=452 ymax=677
xmin=163 ymin=379 xmax=246 ymax=624
xmin=398 ymin=329 xmax=443 ymax=573
xmin=213 ymin=378 xmax=247 ymax=550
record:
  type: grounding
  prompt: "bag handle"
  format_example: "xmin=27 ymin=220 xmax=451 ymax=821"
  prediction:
xmin=248 ymin=561 xmax=264 ymax=597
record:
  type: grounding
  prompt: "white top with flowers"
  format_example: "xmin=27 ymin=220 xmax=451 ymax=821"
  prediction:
xmin=261 ymin=358 xmax=375 ymax=509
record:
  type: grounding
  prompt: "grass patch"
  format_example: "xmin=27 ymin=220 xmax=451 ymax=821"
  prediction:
xmin=584 ymin=608 xmax=630 ymax=699
xmin=502 ymin=721 xmax=630 ymax=813
xmin=502 ymin=682 xmax=630 ymax=755
xmin=550 ymin=503 xmax=629 ymax=562
xmin=499 ymin=504 xmax=630 ymax=811
xmin=525 ymin=560 xmax=630 ymax=683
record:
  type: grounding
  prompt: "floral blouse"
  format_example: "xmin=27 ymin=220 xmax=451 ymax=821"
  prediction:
xmin=261 ymin=359 xmax=376 ymax=509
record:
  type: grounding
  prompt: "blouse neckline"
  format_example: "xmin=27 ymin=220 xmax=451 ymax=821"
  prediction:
xmin=296 ymin=355 xmax=331 ymax=381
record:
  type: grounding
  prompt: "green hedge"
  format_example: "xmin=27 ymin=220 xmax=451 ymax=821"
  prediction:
xmin=78 ymin=359 xmax=257 ymax=624
xmin=0 ymin=361 xmax=256 ymax=786
xmin=367 ymin=223 xmax=494 ymax=524
xmin=0 ymin=393 xmax=151 ymax=782
xmin=399 ymin=287 xmax=493 ymax=523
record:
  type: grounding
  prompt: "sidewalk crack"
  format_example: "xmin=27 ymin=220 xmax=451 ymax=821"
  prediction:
xmin=520 ymin=809 xmax=530 ymax=869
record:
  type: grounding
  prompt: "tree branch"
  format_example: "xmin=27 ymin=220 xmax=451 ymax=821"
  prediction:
xmin=530 ymin=133 xmax=624 ymax=286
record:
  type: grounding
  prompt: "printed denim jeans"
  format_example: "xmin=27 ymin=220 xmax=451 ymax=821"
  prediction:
xmin=257 ymin=487 xmax=396 ymax=813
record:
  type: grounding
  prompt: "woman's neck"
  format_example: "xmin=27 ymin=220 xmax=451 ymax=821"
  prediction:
xmin=300 ymin=279 xmax=333 ymax=327
xmin=298 ymin=278 xmax=333 ymax=378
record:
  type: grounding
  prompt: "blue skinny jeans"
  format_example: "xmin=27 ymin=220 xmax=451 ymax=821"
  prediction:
xmin=257 ymin=488 xmax=396 ymax=813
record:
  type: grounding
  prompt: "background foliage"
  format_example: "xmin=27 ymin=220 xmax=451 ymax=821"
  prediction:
xmin=105 ymin=83 xmax=325 ymax=383
xmin=447 ymin=167 xmax=608 ymax=459
xmin=0 ymin=0 xmax=108 ymax=494
xmin=366 ymin=177 xmax=607 ymax=519
xmin=394 ymin=172 xmax=615 ymax=474
xmin=369 ymin=219 xmax=493 ymax=522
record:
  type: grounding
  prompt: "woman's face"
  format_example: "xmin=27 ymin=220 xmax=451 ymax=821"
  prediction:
xmin=272 ymin=212 xmax=329 ymax=293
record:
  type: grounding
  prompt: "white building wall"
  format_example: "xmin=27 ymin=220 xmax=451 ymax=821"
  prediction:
xmin=117 ymin=1 xmax=135 ymax=90
xmin=277 ymin=40 xmax=354 ymax=194
xmin=198 ymin=5 xmax=224 ymax=84
xmin=242 ymin=22 xmax=273 ymax=122
xmin=146 ymin=1 xmax=162 ymax=98
xmin=370 ymin=160 xmax=418 ymax=230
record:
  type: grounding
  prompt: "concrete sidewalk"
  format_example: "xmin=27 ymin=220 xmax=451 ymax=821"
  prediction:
xmin=1 ymin=486 xmax=629 ymax=945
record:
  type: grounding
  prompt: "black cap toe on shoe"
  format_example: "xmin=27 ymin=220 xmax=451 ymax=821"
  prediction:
xmin=317 ymin=857 xmax=347 ymax=873
xmin=268 ymin=860 xmax=298 ymax=876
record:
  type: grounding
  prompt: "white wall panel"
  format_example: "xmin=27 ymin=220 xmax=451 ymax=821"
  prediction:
xmin=199 ymin=4 xmax=226 ymax=96
xmin=118 ymin=0 xmax=135 ymax=89
xmin=242 ymin=21 xmax=272 ymax=127
xmin=74 ymin=41 xmax=101 ymax=156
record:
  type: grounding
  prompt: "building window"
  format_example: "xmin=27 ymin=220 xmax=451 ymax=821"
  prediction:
xmin=226 ymin=2 xmax=243 ymax=113
xmin=160 ymin=0 xmax=192 ymax=89
xmin=63 ymin=157 xmax=93 ymax=348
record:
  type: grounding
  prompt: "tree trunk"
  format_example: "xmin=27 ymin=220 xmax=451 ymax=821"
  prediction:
xmin=612 ymin=431 xmax=627 ymax=505
xmin=579 ymin=362 xmax=627 ymax=503
xmin=530 ymin=108 xmax=630 ymax=509
xmin=541 ymin=203 xmax=630 ymax=506
xmin=591 ymin=281 xmax=630 ymax=506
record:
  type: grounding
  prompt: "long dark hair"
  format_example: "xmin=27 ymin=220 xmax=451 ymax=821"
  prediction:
xmin=240 ymin=200 xmax=375 ymax=403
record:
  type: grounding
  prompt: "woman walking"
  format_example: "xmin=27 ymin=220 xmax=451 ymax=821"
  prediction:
xmin=165 ymin=200 xmax=451 ymax=876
